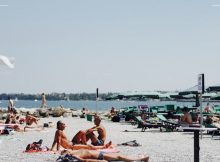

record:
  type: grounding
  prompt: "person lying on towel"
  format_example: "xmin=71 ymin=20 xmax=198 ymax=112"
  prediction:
xmin=59 ymin=149 xmax=149 ymax=162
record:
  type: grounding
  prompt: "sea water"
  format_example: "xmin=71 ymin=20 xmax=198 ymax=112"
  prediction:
xmin=0 ymin=100 xmax=215 ymax=111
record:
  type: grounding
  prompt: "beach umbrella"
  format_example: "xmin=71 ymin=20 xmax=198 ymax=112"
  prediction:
xmin=179 ymin=85 xmax=200 ymax=107
xmin=202 ymin=92 xmax=217 ymax=98
xmin=105 ymin=94 xmax=120 ymax=100
xmin=206 ymin=84 xmax=220 ymax=92
xmin=117 ymin=91 xmax=161 ymax=100
xmin=0 ymin=55 xmax=15 ymax=69
xmin=210 ymin=93 xmax=220 ymax=100
xmin=178 ymin=85 xmax=199 ymax=95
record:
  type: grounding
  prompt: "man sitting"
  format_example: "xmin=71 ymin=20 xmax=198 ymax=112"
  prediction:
xmin=72 ymin=116 xmax=106 ymax=146
xmin=51 ymin=120 xmax=111 ymax=151
xmin=180 ymin=107 xmax=192 ymax=124
xmin=25 ymin=111 xmax=38 ymax=126
xmin=24 ymin=111 xmax=40 ymax=132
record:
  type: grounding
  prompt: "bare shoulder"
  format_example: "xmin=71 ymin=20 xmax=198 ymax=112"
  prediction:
xmin=56 ymin=130 xmax=63 ymax=135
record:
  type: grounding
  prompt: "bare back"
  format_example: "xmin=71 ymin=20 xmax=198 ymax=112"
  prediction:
xmin=181 ymin=113 xmax=192 ymax=124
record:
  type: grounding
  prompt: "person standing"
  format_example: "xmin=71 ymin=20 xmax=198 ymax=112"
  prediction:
xmin=41 ymin=93 xmax=47 ymax=108
xmin=8 ymin=97 xmax=14 ymax=112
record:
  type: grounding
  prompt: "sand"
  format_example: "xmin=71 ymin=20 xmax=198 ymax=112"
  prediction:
xmin=0 ymin=116 xmax=220 ymax=162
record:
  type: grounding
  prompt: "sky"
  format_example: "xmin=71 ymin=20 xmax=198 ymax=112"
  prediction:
xmin=0 ymin=0 xmax=220 ymax=94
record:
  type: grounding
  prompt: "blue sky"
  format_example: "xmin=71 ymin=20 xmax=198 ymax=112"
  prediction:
xmin=0 ymin=0 xmax=220 ymax=93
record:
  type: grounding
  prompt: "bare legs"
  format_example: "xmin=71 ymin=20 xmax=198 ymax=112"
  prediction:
xmin=72 ymin=130 xmax=87 ymax=144
xmin=86 ymin=132 xmax=99 ymax=145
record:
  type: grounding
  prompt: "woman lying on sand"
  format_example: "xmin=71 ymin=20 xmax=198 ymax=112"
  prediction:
xmin=51 ymin=121 xmax=112 ymax=151
xmin=60 ymin=149 xmax=149 ymax=162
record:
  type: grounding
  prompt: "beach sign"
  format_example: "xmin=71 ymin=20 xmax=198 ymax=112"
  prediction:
xmin=198 ymin=74 xmax=204 ymax=94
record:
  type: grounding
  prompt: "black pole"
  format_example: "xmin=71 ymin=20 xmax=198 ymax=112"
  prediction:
xmin=194 ymin=130 xmax=200 ymax=162
xmin=201 ymin=74 xmax=205 ymax=94
xmin=96 ymin=88 xmax=99 ymax=99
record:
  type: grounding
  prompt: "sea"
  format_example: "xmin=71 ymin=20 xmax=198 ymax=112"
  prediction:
xmin=0 ymin=100 xmax=217 ymax=111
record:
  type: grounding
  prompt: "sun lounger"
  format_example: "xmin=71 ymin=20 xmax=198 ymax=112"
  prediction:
xmin=132 ymin=116 xmax=162 ymax=132
xmin=157 ymin=114 xmax=201 ymax=132
xmin=204 ymin=123 xmax=220 ymax=138
xmin=156 ymin=114 xmax=180 ymax=132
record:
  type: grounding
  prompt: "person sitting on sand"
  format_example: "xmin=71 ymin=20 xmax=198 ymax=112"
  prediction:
xmin=108 ymin=107 xmax=116 ymax=118
xmin=180 ymin=107 xmax=192 ymax=124
xmin=72 ymin=116 xmax=106 ymax=146
xmin=60 ymin=149 xmax=149 ymax=162
xmin=51 ymin=120 xmax=112 ymax=151
xmin=25 ymin=111 xmax=38 ymax=126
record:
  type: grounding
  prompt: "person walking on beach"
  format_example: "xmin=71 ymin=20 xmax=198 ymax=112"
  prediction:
xmin=51 ymin=120 xmax=112 ymax=151
xmin=72 ymin=116 xmax=106 ymax=146
xmin=41 ymin=93 xmax=47 ymax=108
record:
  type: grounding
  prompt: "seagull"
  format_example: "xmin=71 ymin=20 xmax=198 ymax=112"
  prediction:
xmin=0 ymin=55 xmax=15 ymax=69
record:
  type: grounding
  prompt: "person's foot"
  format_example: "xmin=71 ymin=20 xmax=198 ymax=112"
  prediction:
xmin=137 ymin=155 xmax=149 ymax=162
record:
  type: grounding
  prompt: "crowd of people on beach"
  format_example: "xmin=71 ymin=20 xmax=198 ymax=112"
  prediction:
xmin=2 ymin=93 xmax=220 ymax=161
xmin=0 ymin=94 xmax=149 ymax=161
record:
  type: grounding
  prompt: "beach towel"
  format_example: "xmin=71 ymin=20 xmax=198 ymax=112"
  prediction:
xmin=117 ymin=140 xmax=141 ymax=147
xmin=0 ymin=127 xmax=14 ymax=135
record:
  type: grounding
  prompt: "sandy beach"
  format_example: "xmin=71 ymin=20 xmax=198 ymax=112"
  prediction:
xmin=0 ymin=116 xmax=220 ymax=162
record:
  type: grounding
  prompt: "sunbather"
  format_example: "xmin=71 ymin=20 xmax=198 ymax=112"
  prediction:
xmin=51 ymin=120 xmax=112 ymax=151
xmin=61 ymin=149 xmax=149 ymax=162
xmin=72 ymin=116 xmax=106 ymax=146
xmin=25 ymin=111 xmax=38 ymax=126
xmin=180 ymin=107 xmax=192 ymax=124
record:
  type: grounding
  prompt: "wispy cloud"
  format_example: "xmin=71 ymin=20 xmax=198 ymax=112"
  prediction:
xmin=0 ymin=4 xmax=8 ymax=7
xmin=211 ymin=4 xmax=220 ymax=7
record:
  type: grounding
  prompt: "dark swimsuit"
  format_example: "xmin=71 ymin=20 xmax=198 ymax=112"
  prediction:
xmin=97 ymin=151 xmax=105 ymax=160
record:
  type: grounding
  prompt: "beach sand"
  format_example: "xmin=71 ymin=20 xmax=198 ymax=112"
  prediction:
xmin=0 ymin=116 xmax=220 ymax=162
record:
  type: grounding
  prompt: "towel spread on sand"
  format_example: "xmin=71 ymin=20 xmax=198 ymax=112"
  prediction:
xmin=117 ymin=140 xmax=141 ymax=147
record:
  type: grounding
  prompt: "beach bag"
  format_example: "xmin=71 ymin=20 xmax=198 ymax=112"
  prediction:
xmin=25 ymin=139 xmax=49 ymax=152
xmin=0 ymin=127 xmax=14 ymax=135
xmin=112 ymin=115 xmax=120 ymax=122
xmin=56 ymin=154 xmax=82 ymax=162
xmin=43 ymin=123 xmax=49 ymax=127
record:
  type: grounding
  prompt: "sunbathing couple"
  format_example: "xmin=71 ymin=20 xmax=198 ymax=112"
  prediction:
xmin=51 ymin=116 xmax=149 ymax=161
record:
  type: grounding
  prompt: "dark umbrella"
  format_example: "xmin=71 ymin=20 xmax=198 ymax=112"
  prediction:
xmin=206 ymin=84 xmax=220 ymax=92
xmin=179 ymin=85 xmax=199 ymax=107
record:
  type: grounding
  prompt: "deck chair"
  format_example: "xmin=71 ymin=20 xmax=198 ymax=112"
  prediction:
xmin=132 ymin=116 xmax=161 ymax=132
xmin=204 ymin=123 xmax=220 ymax=138
xmin=156 ymin=114 xmax=180 ymax=132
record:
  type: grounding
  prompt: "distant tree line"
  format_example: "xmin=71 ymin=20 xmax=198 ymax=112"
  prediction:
xmin=0 ymin=92 xmax=115 ymax=101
